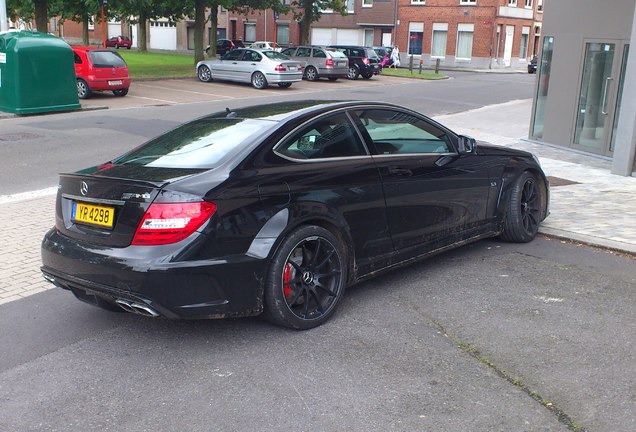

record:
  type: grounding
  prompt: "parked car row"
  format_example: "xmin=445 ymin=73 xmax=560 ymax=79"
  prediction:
xmin=196 ymin=44 xmax=385 ymax=89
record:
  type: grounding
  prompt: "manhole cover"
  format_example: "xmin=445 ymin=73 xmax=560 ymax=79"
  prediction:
xmin=547 ymin=176 xmax=580 ymax=187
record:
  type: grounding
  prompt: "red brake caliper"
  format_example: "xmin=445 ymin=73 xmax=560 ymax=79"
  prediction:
xmin=283 ymin=263 xmax=292 ymax=298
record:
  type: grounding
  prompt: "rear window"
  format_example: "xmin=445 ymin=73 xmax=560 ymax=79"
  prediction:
xmin=329 ymin=51 xmax=347 ymax=58
xmin=263 ymin=51 xmax=291 ymax=61
xmin=88 ymin=50 xmax=127 ymax=68
xmin=113 ymin=118 xmax=276 ymax=169
xmin=366 ymin=49 xmax=380 ymax=59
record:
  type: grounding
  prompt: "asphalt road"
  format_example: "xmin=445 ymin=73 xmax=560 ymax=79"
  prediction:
xmin=0 ymin=71 xmax=536 ymax=195
xmin=3 ymin=71 xmax=635 ymax=431
xmin=1 ymin=238 xmax=634 ymax=431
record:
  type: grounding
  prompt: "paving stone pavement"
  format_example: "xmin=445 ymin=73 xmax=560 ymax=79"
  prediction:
xmin=1 ymin=99 xmax=634 ymax=305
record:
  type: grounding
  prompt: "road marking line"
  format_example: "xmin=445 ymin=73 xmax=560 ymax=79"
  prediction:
xmin=136 ymin=83 xmax=236 ymax=99
xmin=0 ymin=187 xmax=57 ymax=204
xmin=127 ymin=95 xmax=179 ymax=104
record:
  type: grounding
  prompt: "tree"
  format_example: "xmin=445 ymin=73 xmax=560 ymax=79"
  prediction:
xmin=49 ymin=0 xmax=97 ymax=44
xmin=291 ymin=0 xmax=347 ymax=45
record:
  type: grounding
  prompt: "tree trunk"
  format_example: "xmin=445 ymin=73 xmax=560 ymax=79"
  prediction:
xmin=138 ymin=14 xmax=147 ymax=52
xmin=300 ymin=0 xmax=312 ymax=45
xmin=194 ymin=0 xmax=205 ymax=63
xmin=34 ymin=0 xmax=48 ymax=33
xmin=208 ymin=3 xmax=218 ymax=57
xmin=82 ymin=14 xmax=89 ymax=45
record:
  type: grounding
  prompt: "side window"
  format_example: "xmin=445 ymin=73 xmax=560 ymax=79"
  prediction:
xmin=282 ymin=48 xmax=296 ymax=56
xmin=296 ymin=47 xmax=311 ymax=57
xmin=223 ymin=50 xmax=244 ymax=61
xmin=352 ymin=49 xmax=364 ymax=57
xmin=276 ymin=113 xmax=367 ymax=160
xmin=74 ymin=53 xmax=82 ymax=64
xmin=353 ymin=109 xmax=452 ymax=154
xmin=244 ymin=50 xmax=262 ymax=62
xmin=312 ymin=48 xmax=326 ymax=58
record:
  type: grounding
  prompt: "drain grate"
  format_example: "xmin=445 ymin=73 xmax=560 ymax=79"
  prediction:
xmin=547 ymin=176 xmax=580 ymax=187
xmin=0 ymin=132 xmax=42 ymax=141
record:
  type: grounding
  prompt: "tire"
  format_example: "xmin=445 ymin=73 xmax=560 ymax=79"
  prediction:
xmin=305 ymin=66 xmax=318 ymax=81
xmin=113 ymin=88 xmax=128 ymax=97
xmin=328 ymin=77 xmax=338 ymax=81
xmin=251 ymin=71 xmax=268 ymax=89
xmin=263 ymin=225 xmax=347 ymax=330
xmin=126 ymin=46 xmax=131 ymax=50
xmin=500 ymin=171 xmax=543 ymax=243
xmin=347 ymin=66 xmax=359 ymax=80
xmin=277 ymin=82 xmax=292 ymax=88
xmin=362 ymin=71 xmax=373 ymax=79
xmin=197 ymin=65 xmax=213 ymax=82
xmin=77 ymin=79 xmax=91 ymax=99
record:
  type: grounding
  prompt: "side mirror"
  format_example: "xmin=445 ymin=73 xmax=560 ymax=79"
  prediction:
xmin=457 ymin=135 xmax=476 ymax=154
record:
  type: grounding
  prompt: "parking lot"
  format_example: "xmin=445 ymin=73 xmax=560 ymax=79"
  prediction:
xmin=78 ymin=74 xmax=413 ymax=110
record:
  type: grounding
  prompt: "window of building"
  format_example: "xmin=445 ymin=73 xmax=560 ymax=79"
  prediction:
xmin=411 ymin=0 xmax=425 ymax=4
xmin=459 ymin=0 xmax=476 ymax=4
xmin=408 ymin=22 xmax=424 ymax=55
xmin=456 ymin=23 xmax=474 ymax=60
xmin=431 ymin=23 xmax=448 ymax=58
xmin=277 ymin=24 xmax=289 ymax=46
xmin=364 ymin=29 xmax=374 ymax=47
xmin=537 ymin=0 xmax=543 ymax=11
xmin=363 ymin=0 xmax=373 ymax=8
xmin=531 ymin=36 xmax=554 ymax=139
xmin=508 ymin=0 xmax=517 ymax=6
xmin=347 ymin=0 xmax=355 ymax=13
xmin=525 ymin=0 xmax=533 ymax=7
xmin=244 ymin=23 xmax=256 ymax=43
xmin=519 ymin=26 xmax=530 ymax=59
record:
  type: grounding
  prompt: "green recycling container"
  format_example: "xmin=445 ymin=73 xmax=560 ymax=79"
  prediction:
xmin=0 ymin=31 xmax=80 ymax=115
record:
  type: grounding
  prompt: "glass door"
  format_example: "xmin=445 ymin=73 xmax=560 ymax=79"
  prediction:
xmin=573 ymin=41 xmax=627 ymax=156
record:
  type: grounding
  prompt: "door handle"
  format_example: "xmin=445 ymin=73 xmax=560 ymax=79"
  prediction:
xmin=387 ymin=167 xmax=413 ymax=177
xmin=602 ymin=76 xmax=613 ymax=115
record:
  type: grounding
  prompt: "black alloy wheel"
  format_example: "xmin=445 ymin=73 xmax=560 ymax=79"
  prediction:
xmin=500 ymin=171 xmax=542 ymax=243
xmin=264 ymin=226 xmax=346 ymax=330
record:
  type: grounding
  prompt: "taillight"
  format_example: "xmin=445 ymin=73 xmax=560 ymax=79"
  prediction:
xmin=132 ymin=201 xmax=216 ymax=246
xmin=274 ymin=64 xmax=287 ymax=71
xmin=363 ymin=57 xmax=370 ymax=65
xmin=325 ymin=58 xmax=334 ymax=67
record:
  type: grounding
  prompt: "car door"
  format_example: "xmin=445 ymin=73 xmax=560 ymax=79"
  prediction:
xmin=270 ymin=111 xmax=393 ymax=275
xmin=350 ymin=108 xmax=491 ymax=254
xmin=212 ymin=49 xmax=244 ymax=80
xmin=238 ymin=49 xmax=262 ymax=83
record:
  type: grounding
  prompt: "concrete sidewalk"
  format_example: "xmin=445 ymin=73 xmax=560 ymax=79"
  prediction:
xmin=1 ymin=98 xmax=634 ymax=306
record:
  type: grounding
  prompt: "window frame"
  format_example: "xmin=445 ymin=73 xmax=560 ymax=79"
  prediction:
xmin=362 ymin=0 xmax=373 ymax=8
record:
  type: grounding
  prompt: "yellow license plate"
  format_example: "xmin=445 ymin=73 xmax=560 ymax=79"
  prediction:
xmin=72 ymin=202 xmax=115 ymax=228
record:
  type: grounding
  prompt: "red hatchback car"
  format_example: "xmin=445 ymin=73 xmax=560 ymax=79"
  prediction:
xmin=72 ymin=46 xmax=131 ymax=99
xmin=105 ymin=35 xmax=132 ymax=49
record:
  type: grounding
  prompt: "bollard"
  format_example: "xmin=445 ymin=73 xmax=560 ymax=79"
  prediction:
xmin=409 ymin=55 xmax=414 ymax=73
xmin=419 ymin=57 xmax=423 ymax=74
xmin=435 ymin=58 xmax=440 ymax=74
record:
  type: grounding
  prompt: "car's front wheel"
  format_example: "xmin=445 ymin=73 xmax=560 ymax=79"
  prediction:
xmin=347 ymin=66 xmax=359 ymax=80
xmin=197 ymin=65 xmax=213 ymax=82
xmin=251 ymin=71 xmax=268 ymax=89
xmin=263 ymin=225 xmax=347 ymax=330
xmin=500 ymin=171 xmax=543 ymax=243
xmin=77 ymin=79 xmax=91 ymax=99
xmin=113 ymin=88 xmax=128 ymax=97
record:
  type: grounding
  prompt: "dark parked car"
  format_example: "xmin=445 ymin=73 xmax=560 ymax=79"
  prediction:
xmin=105 ymin=35 xmax=132 ymax=49
xmin=206 ymin=38 xmax=246 ymax=56
xmin=528 ymin=56 xmax=538 ymax=74
xmin=328 ymin=45 xmax=382 ymax=79
xmin=41 ymin=101 xmax=549 ymax=330
xmin=72 ymin=46 xmax=131 ymax=99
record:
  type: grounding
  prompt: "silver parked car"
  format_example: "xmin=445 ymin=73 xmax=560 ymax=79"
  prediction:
xmin=281 ymin=46 xmax=349 ymax=81
xmin=196 ymin=48 xmax=303 ymax=89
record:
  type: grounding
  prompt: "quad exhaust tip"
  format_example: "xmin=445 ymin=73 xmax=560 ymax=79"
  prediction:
xmin=115 ymin=299 xmax=160 ymax=318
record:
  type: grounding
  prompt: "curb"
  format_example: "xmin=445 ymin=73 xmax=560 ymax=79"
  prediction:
xmin=539 ymin=228 xmax=636 ymax=257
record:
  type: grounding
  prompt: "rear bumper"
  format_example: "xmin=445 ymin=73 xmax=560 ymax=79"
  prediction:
xmin=318 ymin=67 xmax=349 ymax=78
xmin=264 ymin=72 xmax=303 ymax=84
xmin=86 ymin=77 xmax=132 ymax=91
xmin=41 ymin=228 xmax=267 ymax=319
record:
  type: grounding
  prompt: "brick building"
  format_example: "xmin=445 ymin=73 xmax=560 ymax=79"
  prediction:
xmin=395 ymin=0 xmax=543 ymax=69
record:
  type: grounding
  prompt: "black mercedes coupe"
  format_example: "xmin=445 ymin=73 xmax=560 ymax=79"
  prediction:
xmin=41 ymin=101 xmax=549 ymax=329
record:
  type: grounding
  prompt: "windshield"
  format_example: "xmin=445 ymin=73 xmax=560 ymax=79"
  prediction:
xmin=263 ymin=50 xmax=291 ymax=60
xmin=114 ymin=118 xmax=277 ymax=169
xmin=88 ymin=50 xmax=127 ymax=68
